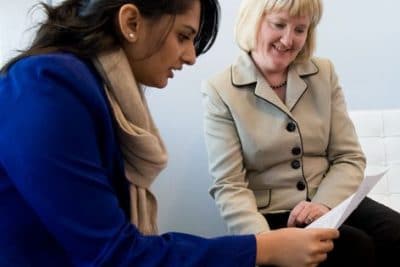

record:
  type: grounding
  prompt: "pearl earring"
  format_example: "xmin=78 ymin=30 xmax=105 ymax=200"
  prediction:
xmin=128 ymin=33 xmax=135 ymax=39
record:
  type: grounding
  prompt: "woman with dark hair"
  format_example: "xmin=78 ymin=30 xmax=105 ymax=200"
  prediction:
xmin=0 ymin=0 xmax=338 ymax=266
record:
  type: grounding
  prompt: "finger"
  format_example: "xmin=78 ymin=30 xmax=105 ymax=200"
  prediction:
xmin=305 ymin=210 xmax=318 ymax=225
xmin=297 ymin=207 xmax=312 ymax=224
xmin=303 ymin=202 xmax=324 ymax=224
xmin=297 ymin=202 xmax=317 ymax=225
xmin=305 ymin=217 xmax=314 ymax=225
xmin=316 ymin=228 xmax=340 ymax=240
xmin=308 ymin=205 xmax=324 ymax=222
xmin=318 ymin=239 xmax=335 ymax=253
xmin=287 ymin=203 xmax=306 ymax=226
xmin=312 ymin=252 xmax=328 ymax=265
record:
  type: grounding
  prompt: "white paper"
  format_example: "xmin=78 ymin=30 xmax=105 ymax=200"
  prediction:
xmin=306 ymin=167 xmax=389 ymax=229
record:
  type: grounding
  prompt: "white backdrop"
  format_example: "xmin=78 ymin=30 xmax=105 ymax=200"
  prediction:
xmin=1 ymin=0 xmax=400 ymax=237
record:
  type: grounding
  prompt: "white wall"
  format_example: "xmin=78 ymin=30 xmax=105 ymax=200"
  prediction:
xmin=0 ymin=0 xmax=49 ymax=65
xmin=316 ymin=0 xmax=400 ymax=109
xmin=1 ymin=0 xmax=400 ymax=237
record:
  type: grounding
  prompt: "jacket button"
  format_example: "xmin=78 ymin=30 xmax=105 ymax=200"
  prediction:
xmin=291 ymin=160 xmax=301 ymax=169
xmin=292 ymin=147 xmax=301 ymax=155
xmin=296 ymin=181 xmax=306 ymax=191
xmin=286 ymin=122 xmax=296 ymax=132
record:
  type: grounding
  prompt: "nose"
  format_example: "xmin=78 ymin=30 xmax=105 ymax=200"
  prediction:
xmin=281 ymin=28 xmax=294 ymax=47
xmin=182 ymin=43 xmax=196 ymax=65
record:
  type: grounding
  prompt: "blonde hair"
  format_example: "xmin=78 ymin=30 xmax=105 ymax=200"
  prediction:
xmin=234 ymin=0 xmax=322 ymax=63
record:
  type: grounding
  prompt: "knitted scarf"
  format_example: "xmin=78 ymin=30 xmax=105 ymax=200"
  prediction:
xmin=93 ymin=48 xmax=168 ymax=234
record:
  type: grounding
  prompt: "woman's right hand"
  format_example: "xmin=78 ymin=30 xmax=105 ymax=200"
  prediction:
xmin=255 ymin=227 xmax=339 ymax=267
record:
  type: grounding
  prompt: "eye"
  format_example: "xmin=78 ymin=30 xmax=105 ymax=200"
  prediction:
xmin=295 ymin=28 xmax=307 ymax=34
xmin=274 ymin=23 xmax=285 ymax=29
xmin=178 ymin=33 xmax=190 ymax=43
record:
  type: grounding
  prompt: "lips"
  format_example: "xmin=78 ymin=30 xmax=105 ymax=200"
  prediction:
xmin=273 ymin=43 xmax=289 ymax=52
xmin=168 ymin=69 xmax=174 ymax=78
xmin=168 ymin=66 xmax=183 ymax=78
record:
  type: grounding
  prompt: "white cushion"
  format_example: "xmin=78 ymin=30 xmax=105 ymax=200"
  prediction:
xmin=349 ymin=109 xmax=400 ymax=212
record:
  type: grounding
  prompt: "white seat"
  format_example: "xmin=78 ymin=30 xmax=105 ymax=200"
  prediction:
xmin=349 ymin=109 xmax=400 ymax=212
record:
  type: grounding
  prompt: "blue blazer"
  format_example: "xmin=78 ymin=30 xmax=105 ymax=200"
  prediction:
xmin=0 ymin=53 xmax=255 ymax=267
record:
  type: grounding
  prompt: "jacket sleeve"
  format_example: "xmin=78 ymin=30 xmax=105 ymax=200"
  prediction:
xmin=202 ymin=79 xmax=270 ymax=235
xmin=312 ymin=59 xmax=366 ymax=208
xmin=1 ymin=55 xmax=256 ymax=267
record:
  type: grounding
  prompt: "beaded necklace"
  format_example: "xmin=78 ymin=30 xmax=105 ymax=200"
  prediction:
xmin=270 ymin=80 xmax=287 ymax=89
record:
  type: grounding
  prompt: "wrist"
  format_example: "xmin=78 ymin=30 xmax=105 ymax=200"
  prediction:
xmin=255 ymin=232 xmax=275 ymax=265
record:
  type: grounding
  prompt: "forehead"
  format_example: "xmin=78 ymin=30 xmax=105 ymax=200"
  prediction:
xmin=173 ymin=0 xmax=201 ymax=32
xmin=265 ymin=11 xmax=310 ymax=24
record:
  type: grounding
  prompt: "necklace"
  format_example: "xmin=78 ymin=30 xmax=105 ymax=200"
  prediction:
xmin=270 ymin=80 xmax=287 ymax=89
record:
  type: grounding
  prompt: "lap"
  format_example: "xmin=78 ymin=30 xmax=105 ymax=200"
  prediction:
xmin=263 ymin=197 xmax=400 ymax=266
xmin=345 ymin=197 xmax=400 ymax=243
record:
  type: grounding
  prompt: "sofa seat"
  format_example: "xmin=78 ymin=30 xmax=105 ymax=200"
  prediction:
xmin=349 ymin=109 xmax=400 ymax=212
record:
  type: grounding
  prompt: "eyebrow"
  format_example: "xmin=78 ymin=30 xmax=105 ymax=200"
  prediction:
xmin=268 ymin=17 xmax=309 ymax=28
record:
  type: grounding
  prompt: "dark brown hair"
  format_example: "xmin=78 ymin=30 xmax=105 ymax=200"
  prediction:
xmin=1 ymin=0 xmax=220 ymax=73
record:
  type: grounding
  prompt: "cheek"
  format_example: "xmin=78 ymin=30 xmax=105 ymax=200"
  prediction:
xmin=297 ymin=36 xmax=308 ymax=49
xmin=257 ymin=36 xmax=273 ymax=51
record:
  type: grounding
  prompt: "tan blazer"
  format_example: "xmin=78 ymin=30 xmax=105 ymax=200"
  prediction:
xmin=202 ymin=52 xmax=366 ymax=235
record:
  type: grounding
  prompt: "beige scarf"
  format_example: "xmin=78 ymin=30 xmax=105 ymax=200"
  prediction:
xmin=93 ymin=48 xmax=168 ymax=234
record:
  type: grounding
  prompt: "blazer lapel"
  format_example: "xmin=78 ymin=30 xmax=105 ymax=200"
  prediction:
xmin=232 ymin=52 xmax=290 ymax=113
xmin=286 ymin=61 xmax=319 ymax=111
xmin=254 ymin=77 xmax=291 ymax=114
xmin=231 ymin=52 xmax=319 ymax=114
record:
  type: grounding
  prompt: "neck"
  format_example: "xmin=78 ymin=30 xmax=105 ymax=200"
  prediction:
xmin=250 ymin=52 xmax=288 ymax=88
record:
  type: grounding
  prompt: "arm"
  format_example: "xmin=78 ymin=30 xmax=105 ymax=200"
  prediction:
xmin=202 ymin=79 xmax=269 ymax=235
xmin=2 ymin=55 xmax=257 ymax=267
xmin=312 ymin=59 xmax=366 ymax=208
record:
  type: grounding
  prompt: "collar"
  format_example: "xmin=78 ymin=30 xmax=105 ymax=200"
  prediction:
xmin=231 ymin=51 xmax=319 ymax=112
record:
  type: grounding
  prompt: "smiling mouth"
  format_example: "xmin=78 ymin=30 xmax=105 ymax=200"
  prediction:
xmin=273 ymin=44 xmax=290 ymax=52
xmin=168 ymin=67 xmax=183 ymax=78
xmin=168 ymin=69 xmax=174 ymax=78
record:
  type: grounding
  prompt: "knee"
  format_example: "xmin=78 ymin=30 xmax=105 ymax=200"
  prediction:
xmin=340 ymin=226 xmax=375 ymax=253
xmin=333 ymin=226 xmax=376 ymax=267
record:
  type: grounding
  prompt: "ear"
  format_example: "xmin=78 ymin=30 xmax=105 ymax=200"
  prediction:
xmin=117 ymin=4 xmax=141 ymax=43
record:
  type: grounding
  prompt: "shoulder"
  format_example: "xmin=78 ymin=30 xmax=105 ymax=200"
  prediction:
xmin=6 ymin=53 xmax=100 ymax=88
xmin=10 ymin=52 xmax=93 ymax=72
xmin=292 ymin=57 xmax=335 ymax=75
xmin=309 ymin=57 xmax=336 ymax=75
xmin=200 ymin=64 xmax=232 ymax=103
xmin=2 ymin=53 xmax=106 ymax=110
xmin=0 ymin=53 xmax=112 ymax=157
xmin=207 ymin=52 xmax=258 ymax=88
xmin=292 ymin=57 xmax=337 ymax=84
xmin=206 ymin=65 xmax=232 ymax=88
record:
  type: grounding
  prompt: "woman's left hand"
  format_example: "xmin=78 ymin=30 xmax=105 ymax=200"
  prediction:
xmin=287 ymin=200 xmax=330 ymax=227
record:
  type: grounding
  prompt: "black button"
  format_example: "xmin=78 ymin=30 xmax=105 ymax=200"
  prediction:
xmin=292 ymin=147 xmax=301 ymax=155
xmin=291 ymin=160 xmax=301 ymax=169
xmin=296 ymin=181 xmax=306 ymax=191
xmin=286 ymin=122 xmax=296 ymax=132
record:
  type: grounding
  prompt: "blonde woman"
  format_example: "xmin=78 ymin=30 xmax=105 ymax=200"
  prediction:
xmin=202 ymin=0 xmax=400 ymax=266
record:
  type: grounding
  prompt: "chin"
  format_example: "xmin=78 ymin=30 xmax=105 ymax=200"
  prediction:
xmin=154 ymin=80 xmax=168 ymax=89
xmin=143 ymin=79 xmax=168 ymax=89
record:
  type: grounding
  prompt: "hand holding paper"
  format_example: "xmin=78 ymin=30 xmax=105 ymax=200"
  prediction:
xmin=306 ymin=167 xmax=389 ymax=229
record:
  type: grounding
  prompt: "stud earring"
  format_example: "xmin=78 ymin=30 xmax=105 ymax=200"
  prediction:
xmin=128 ymin=33 xmax=135 ymax=39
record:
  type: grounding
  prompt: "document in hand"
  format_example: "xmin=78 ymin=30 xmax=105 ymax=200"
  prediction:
xmin=306 ymin=167 xmax=389 ymax=229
